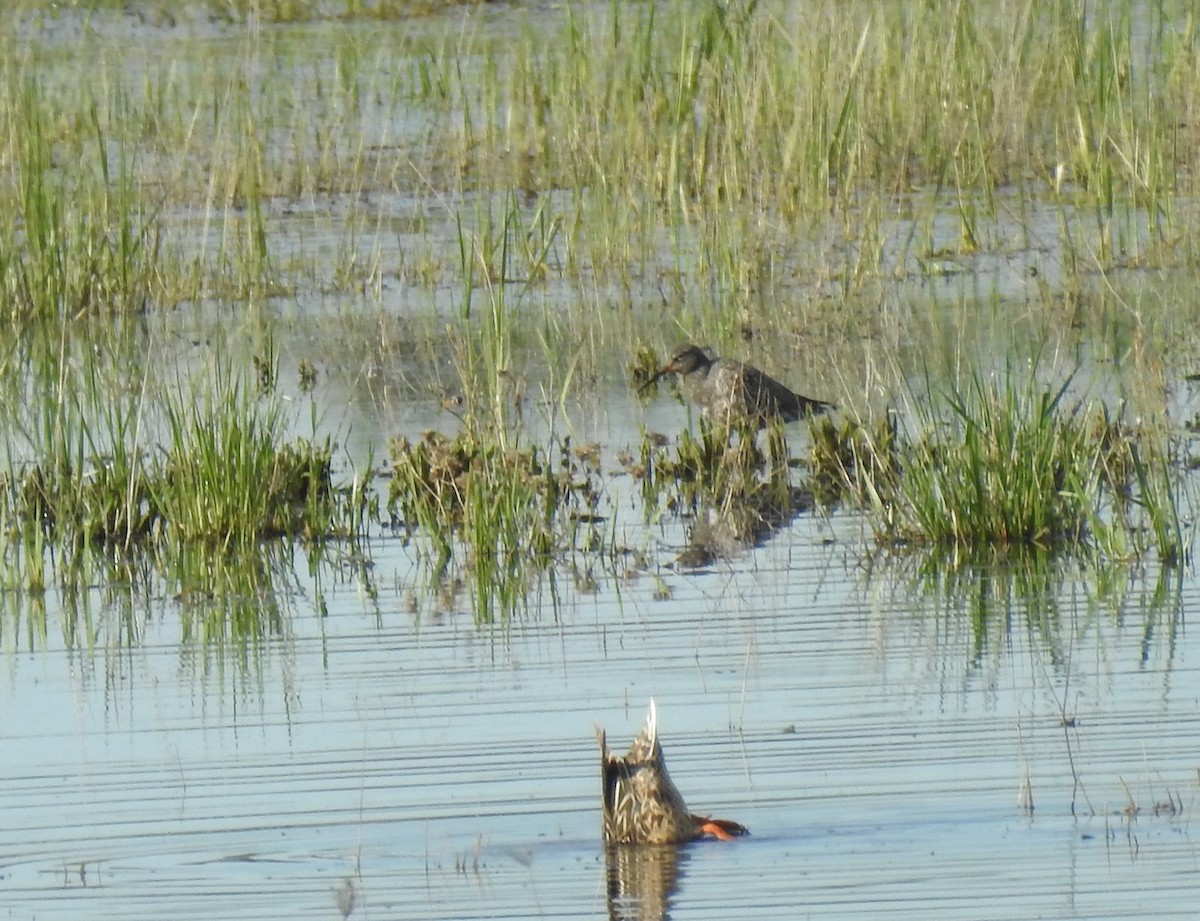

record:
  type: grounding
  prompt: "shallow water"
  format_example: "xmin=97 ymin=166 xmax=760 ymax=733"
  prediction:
xmin=4 ymin=3 xmax=1200 ymax=919
xmin=2 ymin=524 xmax=1198 ymax=920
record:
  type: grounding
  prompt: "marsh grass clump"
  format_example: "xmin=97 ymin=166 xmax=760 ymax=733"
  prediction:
xmin=387 ymin=430 xmax=608 ymax=618
xmin=0 ymin=339 xmax=160 ymax=559
xmin=4 ymin=454 xmax=158 ymax=549
xmin=808 ymin=414 xmax=900 ymax=508
xmin=865 ymin=375 xmax=1097 ymax=549
xmin=846 ymin=370 xmax=1189 ymax=563
xmin=634 ymin=424 xmax=777 ymax=505
xmin=159 ymin=378 xmax=348 ymax=546
xmin=628 ymin=420 xmax=814 ymax=561
xmin=0 ymin=346 xmax=371 ymax=604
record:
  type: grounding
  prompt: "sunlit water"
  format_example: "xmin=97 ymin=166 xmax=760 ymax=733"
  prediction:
xmin=2 ymin=516 xmax=1198 ymax=920
xmin=4 ymin=3 xmax=1200 ymax=920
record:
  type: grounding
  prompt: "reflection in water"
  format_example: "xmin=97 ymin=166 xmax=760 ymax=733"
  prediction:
xmin=604 ymin=844 xmax=687 ymax=921
xmin=901 ymin=549 xmax=1187 ymax=672
xmin=333 ymin=875 xmax=358 ymax=920
xmin=678 ymin=484 xmax=813 ymax=567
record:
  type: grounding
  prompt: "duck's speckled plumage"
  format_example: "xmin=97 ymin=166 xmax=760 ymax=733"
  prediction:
xmin=596 ymin=700 xmax=748 ymax=845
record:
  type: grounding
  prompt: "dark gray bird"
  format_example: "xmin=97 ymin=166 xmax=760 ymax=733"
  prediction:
xmin=640 ymin=344 xmax=834 ymax=426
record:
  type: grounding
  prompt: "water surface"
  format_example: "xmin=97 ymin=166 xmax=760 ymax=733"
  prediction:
xmin=3 ymin=3 xmax=1200 ymax=919
xmin=3 ymin=529 xmax=1197 ymax=920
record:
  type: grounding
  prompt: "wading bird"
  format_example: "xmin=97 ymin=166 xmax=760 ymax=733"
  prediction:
xmin=640 ymin=344 xmax=833 ymax=426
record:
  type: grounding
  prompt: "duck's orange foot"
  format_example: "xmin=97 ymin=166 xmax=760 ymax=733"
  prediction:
xmin=699 ymin=817 xmax=750 ymax=841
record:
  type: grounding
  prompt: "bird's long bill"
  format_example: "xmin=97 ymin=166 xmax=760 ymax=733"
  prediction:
xmin=637 ymin=366 xmax=671 ymax=394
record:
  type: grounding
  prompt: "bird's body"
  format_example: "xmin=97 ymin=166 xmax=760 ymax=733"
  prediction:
xmin=596 ymin=700 xmax=748 ymax=845
xmin=641 ymin=344 xmax=833 ymax=426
